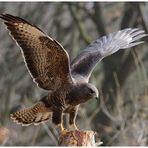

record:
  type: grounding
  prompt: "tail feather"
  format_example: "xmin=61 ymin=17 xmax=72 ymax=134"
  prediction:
xmin=10 ymin=102 xmax=52 ymax=126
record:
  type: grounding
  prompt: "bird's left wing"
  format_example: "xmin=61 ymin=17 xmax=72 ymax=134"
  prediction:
xmin=0 ymin=14 xmax=73 ymax=91
xmin=71 ymin=28 xmax=147 ymax=82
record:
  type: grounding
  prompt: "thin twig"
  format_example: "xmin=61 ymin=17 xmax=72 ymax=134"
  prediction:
xmin=67 ymin=3 xmax=92 ymax=44
xmin=31 ymin=126 xmax=40 ymax=146
xmin=42 ymin=123 xmax=58 ymax=146
xmin=92 ymin=3 xmax=106 ymax=36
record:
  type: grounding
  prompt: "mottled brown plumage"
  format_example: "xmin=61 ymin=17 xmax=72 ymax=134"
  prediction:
xmin=0 ymin=14 xmax=72 ymax=91
xmin=11 ymin=100 xmax=52 ymax=126
xmin=0 ymin=14 xmax=147 ymax=132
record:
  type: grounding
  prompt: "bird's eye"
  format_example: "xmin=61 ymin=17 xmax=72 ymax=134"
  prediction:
xmin=89 ymin=89 xmax=95 ymax=94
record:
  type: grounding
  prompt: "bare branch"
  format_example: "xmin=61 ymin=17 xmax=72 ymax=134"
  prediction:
xmin=67 ymin=3 xmax=92 ymax=44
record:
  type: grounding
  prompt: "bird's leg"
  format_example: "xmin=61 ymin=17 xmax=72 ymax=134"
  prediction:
xmin=52 ymin=108 xmax=67 ymax=134
xmin=56 ymin=123 xmax=64 ymax=133
xmin=69 ymin=106 xmax=79 ymax=130
xmin=69 ymin=122 xmax=78 ymax=130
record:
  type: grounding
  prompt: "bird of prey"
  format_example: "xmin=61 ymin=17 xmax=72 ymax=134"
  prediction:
xmin=0 ymin=14 xmax=147 ymax=132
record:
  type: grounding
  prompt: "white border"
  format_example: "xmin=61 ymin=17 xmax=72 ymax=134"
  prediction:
xmin=0 ymin=0 xmax=147 ymax=2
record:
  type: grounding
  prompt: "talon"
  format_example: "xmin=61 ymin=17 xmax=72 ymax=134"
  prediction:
xmin=61 ymin=128 xmax=69 ymax=135
xmin=56 ymin=123 xmax=63 ymax=132
xmin=56 ymin=123 xmax=68 ymax=135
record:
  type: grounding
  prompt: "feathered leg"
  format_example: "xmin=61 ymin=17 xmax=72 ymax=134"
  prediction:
xmin=69 ymin=105 xmax=79 ymax=130
xmin=52 ymin=108 xmax=65 ymax=133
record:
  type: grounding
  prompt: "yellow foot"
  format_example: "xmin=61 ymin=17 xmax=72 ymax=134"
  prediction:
xmin=69 ymin=123 xmax=79 ymax=131
xmin=61 ymin=128 xmax=69 ymax=136
xmin=56 ymin=124 xmax=69 ymax=135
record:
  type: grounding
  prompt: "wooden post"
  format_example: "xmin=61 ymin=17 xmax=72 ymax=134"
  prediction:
xmin=59 ymin=130 xmax=102 ymax=146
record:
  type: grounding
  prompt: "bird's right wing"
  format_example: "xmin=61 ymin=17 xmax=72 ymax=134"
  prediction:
xmin=71 ymin=28 xmax=147 ymax=81
xmin=0 ymin=14 xmax=73 ymax=91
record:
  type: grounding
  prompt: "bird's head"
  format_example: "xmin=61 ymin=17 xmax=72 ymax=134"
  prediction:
xmin=85 ymin=83 xmax=99 ymax=101
xmin=74 ymin=83 xmax=99 ymax=104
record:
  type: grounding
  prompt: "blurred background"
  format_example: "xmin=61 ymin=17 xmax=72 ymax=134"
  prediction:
xmin=0 ymin=2 xmax=148 ymax=146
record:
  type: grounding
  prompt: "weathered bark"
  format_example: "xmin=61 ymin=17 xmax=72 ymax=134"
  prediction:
xmin=59 ymin=130 xmax=102 ymax=146
xmin=0 ymin=127 xmax=9 ymax=146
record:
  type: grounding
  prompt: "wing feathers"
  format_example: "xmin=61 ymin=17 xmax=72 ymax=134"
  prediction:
xmin=11 ymin=101 xmax=52 ymax=126
xmin=126 ymin=41 xmax=145 ymax=48
xmin=0 ymin=14 xmax=73 ymax=90
xmin=129 ymin=34 xmax=147 ymax=43
xmin=1 ymin=13 xmax=44 ymax=33
xmin=71 ymin=28 xmax=147 ymax=81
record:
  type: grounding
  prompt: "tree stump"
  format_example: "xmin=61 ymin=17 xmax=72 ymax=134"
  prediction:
xmin=59 ymin=130 xmax=102 ymax=146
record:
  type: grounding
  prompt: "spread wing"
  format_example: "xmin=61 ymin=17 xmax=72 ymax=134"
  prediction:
xmin=0 ymin=14 xmax=73 ymax=91
xmin=71 ymin=28 xmax=147 ymax=82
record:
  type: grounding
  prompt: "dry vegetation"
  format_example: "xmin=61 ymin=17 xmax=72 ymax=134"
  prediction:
xmin=0 ymin=2 xmax=148 ymax=146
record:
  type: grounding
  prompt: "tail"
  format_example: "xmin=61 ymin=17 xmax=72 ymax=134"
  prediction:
xmin=10 ymin=101 xmax=52 ymax=126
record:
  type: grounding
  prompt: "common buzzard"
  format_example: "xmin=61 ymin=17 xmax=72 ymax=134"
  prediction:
xmin=0 ymin=14 xmax=147 ymax=132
